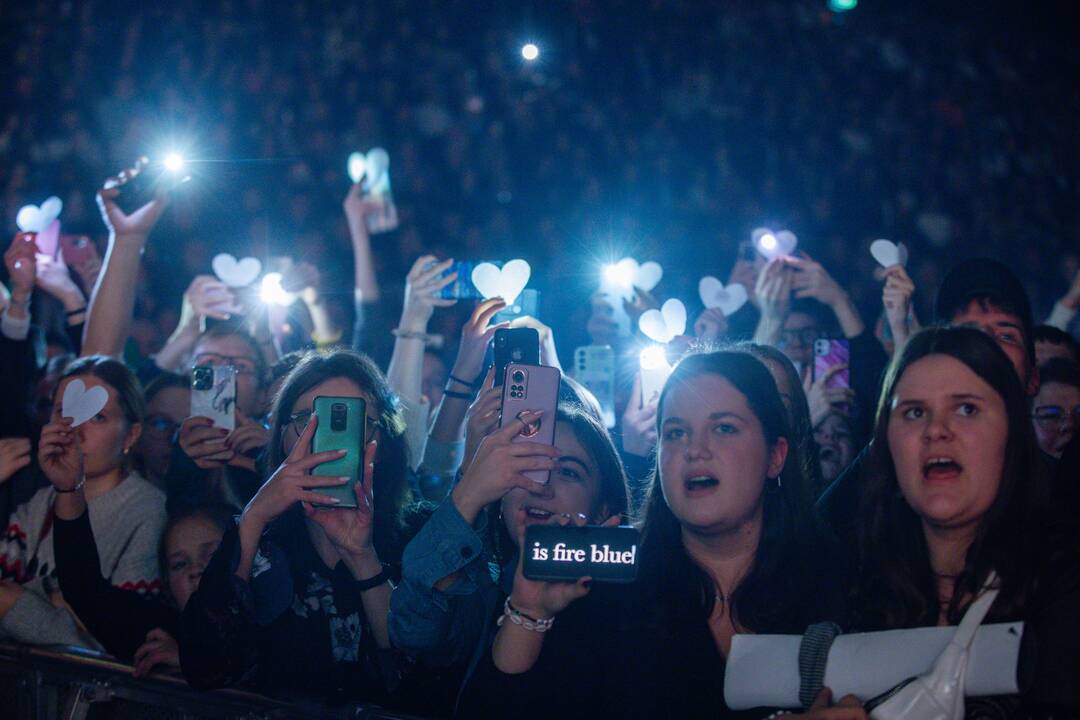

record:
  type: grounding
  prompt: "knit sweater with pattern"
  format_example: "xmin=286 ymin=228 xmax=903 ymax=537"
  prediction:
xmin=0 ymin=472 xmax=166 ymax=649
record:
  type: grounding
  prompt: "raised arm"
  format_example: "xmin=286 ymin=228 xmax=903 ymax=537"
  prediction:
xmin=82 ymin=160 xmax=169 ymax=357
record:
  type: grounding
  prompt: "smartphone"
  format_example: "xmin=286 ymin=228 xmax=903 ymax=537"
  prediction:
xmin=493 ymin=327 xmax=540 ymax=387
xmin=115 ymin=161 xmax=191 ymax=215
xmin=310 ymin=396 xmax=364 ymax=508
xmin=500 ymin=363 xmax=560 ymax=484
xmin=190 ymin=365 xmax=237 ymax=431
xmin=522 ymin=525 xmax=640 ymax=583
xmin=573 ymin=345 xmax=615 ymax=427
xmin=60 ymin=234 xmax=93 ymax=266
xmin=435 ymin=260 xmax=484 ymax=300
xmin=813 ymin=338 xmax=851 ymax=391
xmin=494 ymin=288 xmax=540 ymax=323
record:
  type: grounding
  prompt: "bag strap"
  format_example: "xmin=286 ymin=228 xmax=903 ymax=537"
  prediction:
xmin=951 ymin=571 xmax=999 ymax=650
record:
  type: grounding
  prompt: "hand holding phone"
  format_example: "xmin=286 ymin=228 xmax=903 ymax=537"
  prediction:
xmin=522 ymin=524 xmax=640 ymax=583
xmin=500 ymin=364 xmax=560 ymax=485
xmin=309 ymin=396 xmax=365 ymax=508
xmin=190 ymin=365 xmax=237 ymax=431
xmin=493 ymin=328 xmax=540 ymax=387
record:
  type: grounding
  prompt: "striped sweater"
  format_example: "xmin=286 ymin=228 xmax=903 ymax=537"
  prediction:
xmin=0 ymin=472 xmax=166 ymax=649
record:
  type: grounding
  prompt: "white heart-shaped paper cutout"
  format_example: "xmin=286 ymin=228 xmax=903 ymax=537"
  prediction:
xmin=753 ymin=228 xmax=798 ymax=259
xmin=347 ymin=152 xmax=366 ymax=184
xmin=870 ymin=239 xmax=908 ymax=268
xmin=212 ymin=254 xmax=263 ymax=288
xmin=470 ymin=259 xmax=532 ymax=306
xmin=698 ymin=277 xmax=749 ymax=316
xmin=635 ymin=261 xmax=663 ymax=292
xmin=638 ymin=298 xmax=688 ymax=344
xmin=16 ymin=196 xmax=63 ymax=233
xmin=62 ymin=378 xmax=109 ymax=427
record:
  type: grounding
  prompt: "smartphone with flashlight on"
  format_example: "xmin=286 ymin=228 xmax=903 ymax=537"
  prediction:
xmin=500 ymin=363 xmax=560 ymax=485
xmin=309 ymin=396 xmax=365 ymax=508
xmin=493 ymin=327 xmax=540 ymax=387
xmin=115 ymin=158 xmax=191 ymax=215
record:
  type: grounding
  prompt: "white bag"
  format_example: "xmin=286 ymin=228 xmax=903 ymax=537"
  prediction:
xmin=870 ymin=574 xmax=999 ymax=720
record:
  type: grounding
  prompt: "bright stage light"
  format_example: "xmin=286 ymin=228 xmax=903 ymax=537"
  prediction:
xmin=163 ymin=152 xmax=186 ymax=172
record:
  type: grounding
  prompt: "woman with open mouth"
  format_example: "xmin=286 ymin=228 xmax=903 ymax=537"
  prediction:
xmin=458 ymin=351 xmax=848 ymax=718
xmin=848 ymin=326 xmax=1080 ymax=715
xmin=389 ymin=400 xmax=630 ymax=714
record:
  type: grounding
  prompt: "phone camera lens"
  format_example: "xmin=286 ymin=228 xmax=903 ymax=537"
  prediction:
xmin=512 ymin=370 xmax=525 ymax=384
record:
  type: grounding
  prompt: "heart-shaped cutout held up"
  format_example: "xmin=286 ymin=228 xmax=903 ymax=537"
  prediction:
xmin=212 ymin=254 xmax=263 ymax=288
xmin=638 ymin=298 xmax=688 ymax=344
xmin=698 ymin=277 xmax=749 ymax=317
xmin=471 ymin=259 xmax=531 ymax=306
xmin=869 ymin=239 xmax=909 ymax=268
xmin=62 ymin=378 xmax=109 ymax=427
xmin=16 ymin=196 xmax=63 ymax=233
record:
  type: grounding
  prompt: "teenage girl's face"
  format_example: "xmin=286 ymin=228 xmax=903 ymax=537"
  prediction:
xmin=137 ymin=385 xmax=190 ymax=481
xmin=658 ymin=373 xmax=786 ymax=535
xmin=50 ymin=376 xmax=140 ymax=479
xmin=500 ymin=424 xmax=606 ymax=548
xmin=887 ymin=354 xmax=1007 ymax=532
xmin=165 ymin=515 xmax=225 ymax=611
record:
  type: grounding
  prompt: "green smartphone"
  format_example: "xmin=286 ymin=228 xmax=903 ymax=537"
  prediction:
xmin=310 ymin=396 xmax=365 ymax=508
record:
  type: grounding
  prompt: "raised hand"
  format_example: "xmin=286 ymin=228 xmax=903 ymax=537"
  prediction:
xmin=66 ymin=236 xmax=103 ymax=292
xmin=788 ymin=256 xmax=845 ymax=307
xmin=755 ymin=258 xmax=793 ymax=322
xmin=450 ymin=410 xmax=561 ymax=525
xmin=450 ymin=298 xmax=509 ymax=386
xmin=97 ymin=158 xmax=170 ymax=240
xmin=185 ymin=275 xmax=241 ymax=324
xmin=400 ymin=255 xmax=458 ymax=332
xmin=225 ymin=415 xmax=271 ymax=472
xmin=461 ymin=370 xmax=501 ymax=476
xmin=38 ymin=418 xmax=84 ymax=491
xmin=133 ymin=628 xmax=180 ymax=678
xmin=242 ymin=415 xmax=351 ymax=529
xmin=803 ymin=364 xmax=855 ymax=428
xmin=35 ymin=254 xmax=86 ymax=313
xmin=0 ymin=438 xmax=32 ymax=484
xmin=510 ymin=315 xmax=561 ymax=370
xmin=178 ymin=416 xmax=234 ymax=470
xmin=621 ymin=373 xmax=658 ymax=457
xmin=881 ymin=264 xmax=917 ymax=348
xmin=4 ymin=233 xmax=37 ymax=302
xmin=303 ymin=440 xmax=378 ymax=556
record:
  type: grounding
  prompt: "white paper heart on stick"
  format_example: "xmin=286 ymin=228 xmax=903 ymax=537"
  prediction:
xmin=604 ymin=257 xmax=664 ymax=296
xmin=869 ymin=239 xmax=909 ymax=268
xmin=16 ymin=196 xmax=63 ymax=233
xmin=212 ymin=254 xmax=263 ymax=288
xmin=62 ymin=379 xmax=109 ymax=427
xmin=638 ymin=299 xmax=688 ymax=344
xmin=699 ymin=277 xmax=749 ymax=316
xmin=471 ymin=259 xmax=531 ymax=306
xmin=347 ymin=152 xmax=366 ymax=184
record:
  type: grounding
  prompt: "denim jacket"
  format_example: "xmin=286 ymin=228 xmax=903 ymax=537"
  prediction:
xmin=389 ymin=499 xmax=512 ymax=671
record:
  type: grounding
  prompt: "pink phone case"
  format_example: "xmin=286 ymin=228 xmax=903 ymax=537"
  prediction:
xmin=500 ymin=363 xmax=561 ymax=485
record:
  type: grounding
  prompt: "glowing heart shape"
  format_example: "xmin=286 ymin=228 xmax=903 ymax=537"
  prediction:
xmin=212 ymin=254 xmax=263 ymax=288
xmin=471 ymin=259 xmax=531 ymax=306
xmin=347 ymin=152 xmax=366 ymax=184
xmin=698 ymin=277 xmax=748 ymax=316
xmin=62 ymin=378 xmax=109 ymax=427
xmin=16 ymin=196 xmax=63 ymax=233
xmin=753 ymin=228 xmax=798 ymax=259
xmin=638 ymin=299 xmax=687 ymax=344
xmin=870 ymin=239 xmax=909 ymax=268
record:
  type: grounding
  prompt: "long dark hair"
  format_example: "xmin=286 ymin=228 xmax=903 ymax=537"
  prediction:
xmin=638 ymin=350 xmax=840 ymax=634
xmin=488 ymin=401 xmax=631 ymax=567
xmin=734 ymin=342 xmax=825 ymax=498
xmin=263 ymin=349 xmax=413 ymax=563
xmin=853 ymin=326 xmax=1045 ymax=629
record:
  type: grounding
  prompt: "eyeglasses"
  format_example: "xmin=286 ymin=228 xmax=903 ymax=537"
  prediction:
xmin=281 ymin=410 xmax=383 ymax=450
xmin=780 ymin=328 xmax=818 ymax=346
xmin=193 ymin=353 xmax=258 ymax=376
xmin=1032 ymin=405 xmax=1080 ymax=431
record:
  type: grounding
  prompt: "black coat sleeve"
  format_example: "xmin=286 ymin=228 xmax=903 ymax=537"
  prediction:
xmin=53 ymin=511 xmax=179 ymax=662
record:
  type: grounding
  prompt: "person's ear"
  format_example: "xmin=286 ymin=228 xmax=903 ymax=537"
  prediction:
xmin=124 ymin=422 xmax=143 ymax=454
xmin=767 ymin=436 xmax=789 ymax=480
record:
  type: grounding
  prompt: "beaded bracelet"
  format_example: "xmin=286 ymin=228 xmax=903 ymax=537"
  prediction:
xmin=55 ymin=479 xmax=86 ymax=494
xmin=496 ymin=597 xmax=554 ymax=633
xmin=447 ymin=373 xmax=480 ymax=389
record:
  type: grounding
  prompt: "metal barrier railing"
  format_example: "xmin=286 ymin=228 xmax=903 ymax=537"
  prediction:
xmin=0 ymin=643 xmax=428 ymax=720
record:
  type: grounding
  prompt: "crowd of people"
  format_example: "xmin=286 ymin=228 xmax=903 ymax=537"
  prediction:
xmin=2 ymin=1 xmax=1080 ymax=718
